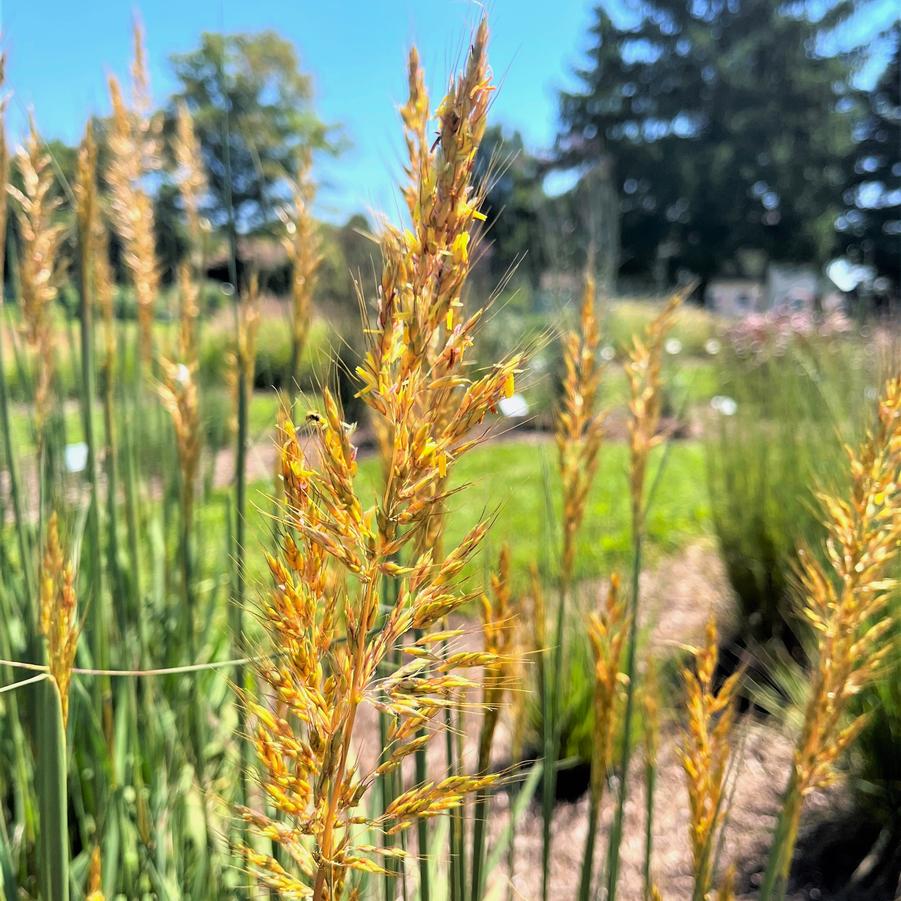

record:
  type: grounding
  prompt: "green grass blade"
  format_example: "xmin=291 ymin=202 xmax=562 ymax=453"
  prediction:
xmin=36 ymin=677 xmax=70 ymax=901
xmin=604 ymin=529 xmax=643 ymax=901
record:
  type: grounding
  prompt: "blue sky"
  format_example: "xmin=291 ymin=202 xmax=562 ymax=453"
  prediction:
xmin=1 ymin=0 xmax=598 ymax=221
xmin=2 ymin=1 xmax=897 ymax=223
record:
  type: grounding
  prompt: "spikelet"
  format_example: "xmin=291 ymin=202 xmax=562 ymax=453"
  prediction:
xmin=8 ymin=118 xmax=66 ymax=429
xmin=106 ymin=21 xmax=161 ymax=366
xmin=678 ymin=618 xmax=741 ymax=899
xmin=624 ymin=292 xmax=683 ymax=529
xmin=763 ymin=374 xmax=901 ymax=889
xmin=39 ymin=514 xmax=79 ymax=727
xmin=281 ymin=148 xmax=321 ymax=388
xmin=556 ymin=269 xmax=605 ymax=588
xmin=240 ymin=22 xmax=517 ymax=897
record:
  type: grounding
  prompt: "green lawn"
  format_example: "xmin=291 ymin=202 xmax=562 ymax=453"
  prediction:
xmin=235 ymin=435 xmax=711 ymax=592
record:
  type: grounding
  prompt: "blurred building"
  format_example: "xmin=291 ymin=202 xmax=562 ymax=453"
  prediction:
xmin=705 ymin=278 xmax=765 ymax=316
xmin=707 ymin=264 xmax=848 ymax=317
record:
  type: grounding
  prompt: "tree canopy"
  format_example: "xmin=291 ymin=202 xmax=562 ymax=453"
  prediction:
xmin=472 ymin=126 xmax=549 ymax=288
xmin=556 ymin=0 xmax=862 ymax=284
xmin=838 ymin=28 xmax=900 ymax=287
xmin=169 ymin=31 xmax=337 ymax=236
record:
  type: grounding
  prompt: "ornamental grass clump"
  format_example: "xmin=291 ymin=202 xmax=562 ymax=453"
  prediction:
xmin=238 ymin=20 xmax=523 ymax=898
xmin=760 ymin=374 xmax=901 ymax=899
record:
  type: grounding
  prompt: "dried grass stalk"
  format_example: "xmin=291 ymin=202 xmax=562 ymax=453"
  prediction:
xmin=173 ymin=100 xmax=208 ymax=258
xmin=8 ymin=119 xmax=66 ymax=429
xmin=106 ymin=20 xmax=161 ymax=366
xmin=281 ymin=148 xmax=321 ymax=390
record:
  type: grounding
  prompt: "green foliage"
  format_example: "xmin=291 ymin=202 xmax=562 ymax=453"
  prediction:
xmin=606 ymin=301 xmax=718 ymax=359
xmin=472 ymin=126 xmax=548 ymax=289
xmin=36 ymin=679 xmax=69 ymax=901
xmin=537 ymin=622 xmax=596 ymax=765
xmin=838 ymin=27 xmax=901 ymax=289
xmin=169 ymin=31 xmax=338 ymax=234
xmin=198 ymin=315 xmax=330 ymax=391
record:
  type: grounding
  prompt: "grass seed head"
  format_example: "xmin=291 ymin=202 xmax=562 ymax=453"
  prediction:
xmin=8 ymin=118 xmax=66 ymax=429
xmin=625 ymin=290 xmax=684 ymax=529
xmin=240 ymin=22 xmax=512 ymax=896
xmin=106 ymin=24 xmax=161 ymax=365
xmin=678 ymin=616 xmax=740 ymax=898
xmin=557 ymin=268 xmax=605 ymax=586
xmin=39 ymin=513 xmax=79 ymax=727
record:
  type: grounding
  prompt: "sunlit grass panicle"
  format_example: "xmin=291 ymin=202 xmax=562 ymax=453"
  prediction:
xmin=157 ymin=272 xmax=201 ymax=519
xmin=281 ymin=148 xmax=321 ymax=389
xmin=173 ymin=100 xmax=208 ymax=256
xmin=7 ymin=118 xmax=66 ymax=429
xmin=240 ymin=22 xmax=521 ymax=898
xmin=761 ymin=373 xmax=901 ymax=896
xmin=678 ymin=617 xmax=741 ymax=900
xmin=578 ymin=572 xmax=629 ymax=900
xmin=625 ymin=292 xmax=683 ymax=527
xmin=106 ymin=21 xmax=161 ymax=366
xmin=477 ymin=544 xmax=516 ymax=771
xmin=556 ymin=268 xmax=605 ymax=587
xmin=39 ymin=513 xmax=79 ymax=727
